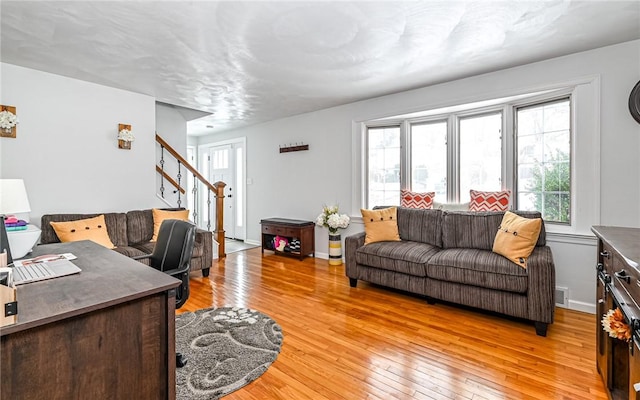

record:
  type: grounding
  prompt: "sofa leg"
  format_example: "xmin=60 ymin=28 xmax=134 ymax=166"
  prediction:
xmin=202 ymin=268 xmax=210 ymax=278
xmin=534 ymin=322 xmax=548 ymax=337
xmin=426 ymin=297 xmax=437 ymax=305
xmin=349 ymin=278 xmax=357 ymax=287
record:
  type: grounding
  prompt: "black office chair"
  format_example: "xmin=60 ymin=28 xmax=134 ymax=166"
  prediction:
xmin=134 ymin=219 xmax=196 ymax=367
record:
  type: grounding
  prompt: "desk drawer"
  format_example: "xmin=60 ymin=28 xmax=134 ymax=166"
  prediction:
xmin=604 ymin=243 xmax=640 ymax=310
xmin=613 ymin=266 xmax=640 ymax=310
xmin=600 ymin=243 xmax=615 ymax=274
xmin=262 ymin=225 xmax=298 ymax=238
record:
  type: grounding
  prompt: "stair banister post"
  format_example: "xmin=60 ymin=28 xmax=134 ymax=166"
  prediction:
xmin=214 ymin=181 xmax=226 ymax=258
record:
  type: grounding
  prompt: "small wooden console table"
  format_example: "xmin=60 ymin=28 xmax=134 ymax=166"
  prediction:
xmin=592 ymin=226 xmax=640 ymax=400
xmin=261 ymin=218 xmax=315 ymax=260
xmin=0 ymin=240 xmax=181 ymax=399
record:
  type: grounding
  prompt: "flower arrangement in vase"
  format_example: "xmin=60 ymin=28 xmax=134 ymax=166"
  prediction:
xmin=316 ymin=205 xmax=350 ymax=266
xmin=315 ymin=205 xmax=350 ymax=234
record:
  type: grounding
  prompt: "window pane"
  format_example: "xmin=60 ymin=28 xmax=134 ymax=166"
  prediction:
xmin=411 ymin=121 xmax=447 ymax=201
xmin=368 ymin=126 xmax=401 ymax=207
xmin=212 ymin=148 xmax=229 ymax=169
xmin=236 ymin=147 xmax=243 ymax=227
xmin=459 ymin=112 xmax=503 ymax=202
xmin=517 ymin=99 xmax=571 ymax=223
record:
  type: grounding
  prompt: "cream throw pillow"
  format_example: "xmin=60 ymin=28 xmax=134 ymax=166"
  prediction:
xmin=50 ymin=215 xmax=115 ymax=249
xmin=152 ymin=209 xmax=190 ymax=241
xmin=360 ymin=207 xmax=401 ymax=244
xmin=492 ymin=211 xmax=542 ymax=268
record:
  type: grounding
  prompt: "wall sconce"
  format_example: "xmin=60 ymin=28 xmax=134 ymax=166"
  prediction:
xmin=117 ymin=123 xmax=134 ymax=149
xmin=0 ymin=105 xmax=18 ymax=138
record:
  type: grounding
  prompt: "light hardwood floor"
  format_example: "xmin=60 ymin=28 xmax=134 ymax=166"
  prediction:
xmin=179 ymin=248 xmax=607 ymax=400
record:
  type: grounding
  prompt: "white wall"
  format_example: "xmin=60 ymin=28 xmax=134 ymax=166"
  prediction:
xmin=155 ymin=103 xmax=190 ymax=208
xmin=156 ymin=103 xmax=187 ymax=155
xmin=198 ymin=40 xmax=640 ymax=312
xmin=0 ymin=63 xmax=164 ymax=225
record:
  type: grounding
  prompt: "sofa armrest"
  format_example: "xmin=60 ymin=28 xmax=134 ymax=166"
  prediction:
xmin=190 ymin=229 xmax=213 ymax=272
xmin=526 ymin=246 xmax=556 ymax=324
xmin=345 ymin=232 xmax=366 ymax=277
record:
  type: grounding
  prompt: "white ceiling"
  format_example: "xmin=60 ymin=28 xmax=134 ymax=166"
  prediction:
xmin=1 ymin=1 xmax=639 ymax=136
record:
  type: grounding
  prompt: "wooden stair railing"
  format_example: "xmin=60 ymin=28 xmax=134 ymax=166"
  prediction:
xmin=155 ymin=134 xmax=226 ymax=258
xmin=155 ymin=166 xmax=186 ymax=194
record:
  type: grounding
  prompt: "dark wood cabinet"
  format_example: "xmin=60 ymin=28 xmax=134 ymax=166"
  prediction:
xmin=592 ymin=226 xmax=640 ymax=400
xmin=261 ymin=218 xmax=315 ymax=260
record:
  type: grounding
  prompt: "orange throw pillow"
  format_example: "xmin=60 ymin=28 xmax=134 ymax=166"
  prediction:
xmin=50 ymin=215 xmax=115 ymax=249
xmin=360 ymin=207 xmax=401 ymax=244
xmin=152 ymin=209 xmax=189 ymax=241
xmin=492 ymin=211 xmax=542 ymax=268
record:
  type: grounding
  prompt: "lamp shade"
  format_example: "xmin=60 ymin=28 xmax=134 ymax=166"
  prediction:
xmin=0 ymin=179 xmax=31 ymax=214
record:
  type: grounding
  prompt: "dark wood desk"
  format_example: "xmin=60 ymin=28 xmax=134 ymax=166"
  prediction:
xmin=592 ymin=226 xmax=640 ymax=400
xmin=0 ymin=240 xmax=181 ymax=400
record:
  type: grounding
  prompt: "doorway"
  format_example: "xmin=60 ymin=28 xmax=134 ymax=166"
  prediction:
xmin=199 ymin=138 xmax=246 ymax=240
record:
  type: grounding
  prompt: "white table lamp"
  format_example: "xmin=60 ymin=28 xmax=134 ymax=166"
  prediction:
xmin=0 ymin=179 xmax=34 ymax=264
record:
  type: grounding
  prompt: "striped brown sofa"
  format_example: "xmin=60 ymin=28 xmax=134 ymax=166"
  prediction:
xmin=345 ymin=208 xmax=555 ymax=336
xmin=40 ymin=208 xmax=213 ymax=277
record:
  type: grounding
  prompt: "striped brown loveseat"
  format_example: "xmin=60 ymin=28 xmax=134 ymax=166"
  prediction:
xmin=345 ymin=208 xmax=555 ymax=336
xmin=40 ymin=208 xmax=213 ymax=277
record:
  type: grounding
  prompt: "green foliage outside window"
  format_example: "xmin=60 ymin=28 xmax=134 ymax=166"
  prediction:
xmin=526 ymin=150 xmax=570 ymax=223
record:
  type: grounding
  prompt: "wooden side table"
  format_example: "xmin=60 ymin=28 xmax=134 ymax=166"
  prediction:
xmin=260 ymin=218 xmax=315 ymax=260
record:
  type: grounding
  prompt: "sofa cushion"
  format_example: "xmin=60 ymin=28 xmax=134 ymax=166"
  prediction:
xmin=397 ymin=208 xmax=442 ymax=247
xmin=355 ymin=241 xmax=440 ymax=277
xmin=132 ymin=241 xmax=155 ymax=254
xmin=112 ymin=246 xmax=150 ymax=266
xmin=426 ymin=248 xmax=528 ymax=293
xmin=49 ymin=215 xmax=116 ymax=249
xmin=126 ymin=209 xmax=155 ymax=244
xmin=441 ymin=210 xmax=545 ymax=250
xmin=41 ymin=213 xmax=128 ymax=247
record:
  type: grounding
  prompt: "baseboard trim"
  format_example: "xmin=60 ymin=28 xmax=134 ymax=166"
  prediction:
xmin=568 ymin=300 xmax=595 ymax=314
xmin=244 ymin=239 xmax=261 ymax=246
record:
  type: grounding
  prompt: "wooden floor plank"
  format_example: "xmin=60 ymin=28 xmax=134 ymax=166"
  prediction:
xmin=179 ymin=248 xmax=607 ymax=399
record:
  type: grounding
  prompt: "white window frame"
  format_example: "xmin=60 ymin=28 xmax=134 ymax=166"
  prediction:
xmin=352 ymin=76 xmax=601 ymax=236
xmin=512 ymin=94 xmax=573 ymax=225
